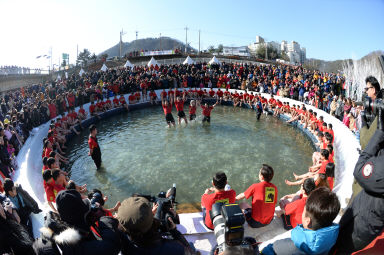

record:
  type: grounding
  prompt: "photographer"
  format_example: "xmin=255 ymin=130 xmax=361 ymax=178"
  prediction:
xmin=3 ymin=178 xmax=42 ymax=237
xmin=359 ymin=76 xmax=383 ymax=149
xmin=117 ymin=196 xmax=196 ymax=255
xmin=333 ymin=76 xmax=384 ymax=253
xmin=33 ymin=189 xmax=121 ymax=255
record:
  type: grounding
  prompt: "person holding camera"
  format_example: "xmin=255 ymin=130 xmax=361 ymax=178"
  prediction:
xmin=33 ymin=189 xmax=121 ymax=255
xmin=201 ymin=172 xmax=236 ymax=230
xmin=3 ymin=178 xmax=42 ymax=237
xmin=332 ymin=76 xmax=384 ymax=253
xmin=116 ymin=196 xmax=196 ymax=255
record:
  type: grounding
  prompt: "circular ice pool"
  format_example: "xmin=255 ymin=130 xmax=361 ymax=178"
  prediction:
xmin=66 ymin=105 xmax=313 ymax=208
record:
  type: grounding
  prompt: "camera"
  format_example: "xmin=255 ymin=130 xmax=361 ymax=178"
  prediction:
xmin=360 ymin=96 xmax=384 ymax=128
xmin=364 ymin=97 xmax=384 ymax=116
xmin=134 ymin=183 xmax=180 ymax=233
xmin=210 ymin=203 xmax=253 ymax=254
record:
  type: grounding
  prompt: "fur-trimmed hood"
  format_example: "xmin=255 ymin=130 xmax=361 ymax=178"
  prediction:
xmin=39 ymin=211 xmax=85 ymax=246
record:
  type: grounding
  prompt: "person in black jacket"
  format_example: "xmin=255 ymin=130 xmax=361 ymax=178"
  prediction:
xmin=3 ymin=179 xmax=42 ymax=237
xmin=333 ymin=106 xmax=384 ymax=253
xmin=0 ymin=201 xmax=35 ymax=255
xmin=33 ymin=189 xmax=121 ymax=255
xmin=117 ymin=196 xmax=195 ymax=255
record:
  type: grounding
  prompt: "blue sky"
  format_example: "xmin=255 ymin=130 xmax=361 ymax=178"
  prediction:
xmin=1 ymin=0 xmax=383 ymax=68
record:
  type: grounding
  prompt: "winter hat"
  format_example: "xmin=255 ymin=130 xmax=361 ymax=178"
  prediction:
xmin=116 ymin=197 xmax=153 ymax=234
xmin=56 ymin=189 xmax=91 ymax=231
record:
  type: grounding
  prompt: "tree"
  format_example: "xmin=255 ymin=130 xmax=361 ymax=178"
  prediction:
xmin=216 ymin=44 xmax=223 ymax=53
xmin=268 ymin=45 xmax=279 ymax=60
xmin=77 ymin=49 xmax=91 ymax=67
xmin=100 ymin=54 xmax=108 ymax=62
xmin=208 ymin=45 xmax=215 ymax=53
xmin=61 ymin=59 xmax=67 ymax=67
xmin=280 ymin=51 xmax=290 ymax=61
xmin=91 ymin=53 xmax=97 ymax=63
xmin=256 ymin=44 xmax=266 ymax=59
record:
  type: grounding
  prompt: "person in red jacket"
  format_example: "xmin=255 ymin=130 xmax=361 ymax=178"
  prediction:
xmin=201 ymin=172 xmax=236 ymax=230
xmin=236 ymin=164 xmax=278 ymax=228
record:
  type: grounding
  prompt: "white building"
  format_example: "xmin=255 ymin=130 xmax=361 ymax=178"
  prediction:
xmin=248 ymin=36 xmax=307 ymax=64
xmin=223 ymin=46 xmax=251 ymax=57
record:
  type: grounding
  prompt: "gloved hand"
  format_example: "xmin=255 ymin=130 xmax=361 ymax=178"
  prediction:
xmin=378 ymin=107 xmax=384 ymax=131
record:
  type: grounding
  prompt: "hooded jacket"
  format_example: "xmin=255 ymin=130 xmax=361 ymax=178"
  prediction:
xmin=291 ymin=224 xmax=339 ymax=254
xmin=262 ymin=224 xmax=339 ymax=255
xmin=33 ymin=212 xmax=121 ymax=255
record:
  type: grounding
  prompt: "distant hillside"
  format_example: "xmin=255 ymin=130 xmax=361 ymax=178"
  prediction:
xmin=304 ymin=50 xmax=384 ymax=73
xmin=99 ymin=37 xmax=196 ymax=57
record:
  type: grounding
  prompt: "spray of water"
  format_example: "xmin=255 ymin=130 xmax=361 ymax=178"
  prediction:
xmin=342 ymin=54 xmax=384 ymax=101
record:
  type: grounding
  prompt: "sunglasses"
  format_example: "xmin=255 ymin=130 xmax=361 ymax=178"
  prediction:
xmin=364 ymin=87 xmax=374 ymax=91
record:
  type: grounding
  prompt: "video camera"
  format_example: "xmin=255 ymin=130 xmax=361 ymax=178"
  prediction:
xmin=210 ymin=203 xmax=256 ymax=254
xmin=360 ymin=96 xmax=384 ymax=128
xmin=134 ymin=183 xmax=180 ymax=233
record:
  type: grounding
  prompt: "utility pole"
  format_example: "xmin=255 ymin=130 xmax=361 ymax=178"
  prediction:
xmin=185 ymin=26 xmax=188 ymax=53
xmin=76 ymin=44 xmax=78 ymax=66
xmin=198 ymin=29 xmax=201 ymax=55
xmin=119 ymin=29 xmax=126 ymax=58
xmin=265 ymin=42 xmax=268 ymax=60
xmin=159 ymin=33 xmax=162 ymax=50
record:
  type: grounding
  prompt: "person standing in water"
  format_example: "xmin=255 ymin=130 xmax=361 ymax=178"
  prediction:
xmin=201 ymin=100 xmax=218 ymax=124
xmin=174 ymin=87 xmax=188 ymax=125
xmin=161 ymin=91 xmax=175 ymax=128
xmin=88 ymin=124 xmax=102 ymax=169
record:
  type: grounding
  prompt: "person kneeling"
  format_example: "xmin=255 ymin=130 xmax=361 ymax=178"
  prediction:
xmin=261 ymin=187 xmax=340 ymax=255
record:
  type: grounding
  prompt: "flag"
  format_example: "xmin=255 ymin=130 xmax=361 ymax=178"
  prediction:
xmin=36 ymin=55 xmax=41 ymax=59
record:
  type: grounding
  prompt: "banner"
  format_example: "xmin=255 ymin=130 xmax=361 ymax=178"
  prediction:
xmin=140 ymin=50 xmax=175 ymax=57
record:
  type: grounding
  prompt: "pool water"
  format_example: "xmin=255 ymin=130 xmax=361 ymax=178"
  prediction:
xmin=66 ymin=105 xmax=313 ymax=209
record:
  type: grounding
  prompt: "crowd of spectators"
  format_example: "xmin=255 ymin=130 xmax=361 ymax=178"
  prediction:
xmin=0 ymin=60 xmax=370 ymax=254
xmin=0 ymin=66 xmax=34 ymax=75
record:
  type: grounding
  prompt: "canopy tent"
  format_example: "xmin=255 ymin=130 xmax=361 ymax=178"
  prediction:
xmin=147 ymin=57 xmax=159 ymax=67
xmin=183 ymin=56 xmax=195 ymax=65
xmin=208 ymin=56 xmax=221 ymax=65
xmin=79 ymin=68 xmax=85 ymax=76
xmin=100 ymin=63 xmax=108 ymax=72
xmin=124 ymin=60 xmax=134 ymax=68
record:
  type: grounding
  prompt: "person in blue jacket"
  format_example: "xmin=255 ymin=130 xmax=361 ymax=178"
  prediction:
xmin=261 ymin=187 xmax=340 ymax=255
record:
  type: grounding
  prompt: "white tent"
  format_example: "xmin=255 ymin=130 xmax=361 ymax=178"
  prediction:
xmin=79 ymin=68 xmax=85 ymax=76
xmin=101 ymin=63 xmax=108 ymax=72
xmin=147 ymin=57 xmax=159 ymax=67
xmin=124 ymin=60 xmax=134 ymax=68
xmin=183 ymin=56 xmax=195 ymax=65
xmin=208 ymin=56 xmax=221 ymax=65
